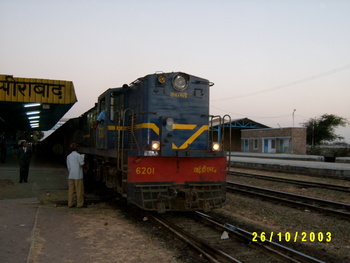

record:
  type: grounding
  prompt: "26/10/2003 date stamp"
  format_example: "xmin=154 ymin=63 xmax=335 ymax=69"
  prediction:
xmin=252 ymin=232 xmax=332 ymax=243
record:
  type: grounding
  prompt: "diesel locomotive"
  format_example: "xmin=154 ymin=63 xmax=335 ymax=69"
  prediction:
xmin=47 ymin=72 xmax=230 ymax=213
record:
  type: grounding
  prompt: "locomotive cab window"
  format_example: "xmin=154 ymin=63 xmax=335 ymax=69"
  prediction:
xmin=97 ymin=99 xmax=106 ymax=124
xmin=110 ymin=92 xmax=124 ymax=122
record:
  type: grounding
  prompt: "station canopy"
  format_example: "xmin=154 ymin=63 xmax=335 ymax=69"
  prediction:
xmin=211 ymin=117 xmax=270 ymax=129
xmin=0 ymin=74 xmax=77 ymax=131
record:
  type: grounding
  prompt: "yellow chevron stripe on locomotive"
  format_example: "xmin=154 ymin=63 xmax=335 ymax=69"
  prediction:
xmin=106 ymin=123 xmax=209 ymax=149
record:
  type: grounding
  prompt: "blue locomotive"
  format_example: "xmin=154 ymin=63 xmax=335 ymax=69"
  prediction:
xmin=50 ymin=72 xmax=229 ymax=213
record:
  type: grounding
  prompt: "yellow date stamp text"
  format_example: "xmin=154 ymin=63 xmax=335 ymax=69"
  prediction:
xmin=252 ymin=232 xmax=332 ymax=243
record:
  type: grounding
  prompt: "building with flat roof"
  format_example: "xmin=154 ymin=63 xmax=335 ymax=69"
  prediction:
xmin=241 ymin=127 xmax=307 ymax=154
xmin=211 ymin=118 xmax=307 ymax=154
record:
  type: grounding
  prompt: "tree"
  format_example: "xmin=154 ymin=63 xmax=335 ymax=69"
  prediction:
xmin=301 ymin=114 xmax=348 ymax=146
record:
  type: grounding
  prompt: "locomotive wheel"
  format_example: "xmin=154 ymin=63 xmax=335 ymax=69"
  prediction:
xmin=93 ymin=159 xmax=103 ymax=181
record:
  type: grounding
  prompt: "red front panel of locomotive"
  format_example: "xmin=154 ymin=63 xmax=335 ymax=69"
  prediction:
xmin=128 ymin=156 xmax=227 ymax=183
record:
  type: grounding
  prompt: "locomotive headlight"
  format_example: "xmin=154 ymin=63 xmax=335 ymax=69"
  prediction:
xmin=211 ymin=142 xmax=221 ymax=151
xmin=151 ymin=141 xmax=161 ymax=151
xmin=157 ymin=75 xmax=166 ymax=84
xmin=166 ymin=117 xmax=174 ymax=131
xmin=173 ymin=74 xmax=188 ymax=91
xmin=166 ymin=118 xmax=174 ymax=126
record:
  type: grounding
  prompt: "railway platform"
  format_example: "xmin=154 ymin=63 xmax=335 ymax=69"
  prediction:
xmin=228 ymin=153 xmax=350 ymax=179
xmin=0 ymin=154 xmax=182 ymax=263
xmin=0 ymin=154 xmax=70 ymax=263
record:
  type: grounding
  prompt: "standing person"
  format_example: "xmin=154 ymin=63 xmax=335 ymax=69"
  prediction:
xmin=66 ymin=143 xmax=85 ymax=208
xmin=0 ymin=139 xmax=6 ymax=163
xmin=18 ymin=140 xmax=32 ymax=183
xmin=94 ymin=100 xmax=106 ymax=128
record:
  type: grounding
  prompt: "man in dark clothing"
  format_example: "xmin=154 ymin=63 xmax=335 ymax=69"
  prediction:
xmin=18 ymin=140 xmax=32 ymax=183
xmin=0 ymin=140 xmax=6 ymax=163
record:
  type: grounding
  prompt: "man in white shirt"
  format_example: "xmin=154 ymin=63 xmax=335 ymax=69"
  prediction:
xmin=66 ymin=143 xmax=85 ymax=208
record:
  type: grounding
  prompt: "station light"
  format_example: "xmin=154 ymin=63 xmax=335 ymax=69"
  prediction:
xmin=28 ymin=116 xmax=40 ymax=120
xmin=26 ymin=111 xmax=40 ymax=115
xmin=24 ymin=103 xmax=41 ymax=108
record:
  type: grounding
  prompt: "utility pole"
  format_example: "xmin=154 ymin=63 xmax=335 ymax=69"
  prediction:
xmin=292 ymin=109 xmax=296 ymax=127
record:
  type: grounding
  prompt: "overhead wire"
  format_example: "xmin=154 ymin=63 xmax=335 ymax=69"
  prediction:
xmin=211 ymin=64 xmax=350 ymax=121
xmin=210 ymin=105 xmax=291 ymax=119
xmin=212 ymin=64 xmax=350 ymax=102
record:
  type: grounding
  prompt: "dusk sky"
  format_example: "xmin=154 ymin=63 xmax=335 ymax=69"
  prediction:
xmin=1 ymin=0 xmax=349 ymax=142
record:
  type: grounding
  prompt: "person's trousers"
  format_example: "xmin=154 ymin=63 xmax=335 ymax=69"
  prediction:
xmin=68 ymin=179 xmax=84 ymax=208
xmin=19 ymin=164 xmax=29 ymax=182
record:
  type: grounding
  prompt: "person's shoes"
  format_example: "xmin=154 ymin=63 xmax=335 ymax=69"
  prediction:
xmin=19 ymin=180 xmax=22 ymax=183
xmin=24 ymin=181 xmax=28 ymax=183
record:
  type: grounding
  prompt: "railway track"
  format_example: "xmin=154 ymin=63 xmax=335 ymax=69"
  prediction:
xmin=149 ymin=211 xmax=324 ymax=263
xmin=227 ymin=171 xmax=350 ymax=193
xmin=226 ymin=181 xmax=350 ymax=218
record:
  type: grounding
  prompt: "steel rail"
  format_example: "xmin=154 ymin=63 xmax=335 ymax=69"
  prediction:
xmin=151 ymin=214 xmax=242 ymax=263
xmin=227 ymin=181 xmax=350 ymax=218
xmin=228 ymin=171 xmax=350 ymax=193
xmin=151 ymin=211 xmax=325 ymax=263
xmin=195 ymin=211 xmax=325 ymax=263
